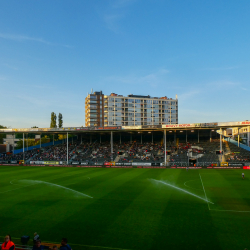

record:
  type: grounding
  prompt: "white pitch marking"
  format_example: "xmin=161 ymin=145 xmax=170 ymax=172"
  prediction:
xmin=199 ymin=175 xmax=250 ymax=213
xmin=152 ymin=179 xmax=214 ymax=204
xmin=210 ymin=209 xmax=250 ymax=213
xmin=184 ymin=179 xmax=203 ymax=191
xmin=199 ymin=173 xmax=211 ymax=209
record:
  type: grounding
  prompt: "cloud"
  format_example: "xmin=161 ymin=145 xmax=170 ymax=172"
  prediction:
xmin=202 ymin=66 xmax=240 ymax=71
xmin=2 ymin=63 xmax=18 ymax=70
xmin=22 ymin=84 xmax=54 ymax=90
xmin=111 ymin=0 xmax=136 ymax=9
xmin=103 ymin=14 xmax=124 ymax=33
xmin=177 ymin=90 xmax=200 ymax=102
xmin=104 ymin=68 xmax=169 ymax=87
xmin=179 ymin=108 xmax=223 ymax=123
xmin=102 ymin=0 xmax=136 ymax=33
xmin=0 ymin=76 xmax=8 ymax=81
xmin=0 ymin=33 xmax=72 ymax=48
xmin=207 ymin=80 xmax=240 ymax=90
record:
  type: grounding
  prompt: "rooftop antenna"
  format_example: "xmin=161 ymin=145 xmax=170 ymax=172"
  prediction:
xmin=91 ymin=88 xmax=93 ymax=94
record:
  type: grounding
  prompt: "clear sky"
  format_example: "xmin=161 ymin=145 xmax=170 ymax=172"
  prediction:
xmin=0 ymin=0 xmax=249 ymax=128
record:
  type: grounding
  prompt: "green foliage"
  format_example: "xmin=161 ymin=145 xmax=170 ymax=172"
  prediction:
xmin=58 ymin=113 xmax=63 ymax=128
xmin=15 ymin=137 xmax=50 ymax=149
xmin=50 ymin=112 xmax=57 ymax=128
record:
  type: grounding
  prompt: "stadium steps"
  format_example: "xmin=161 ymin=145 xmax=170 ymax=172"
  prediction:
xmin=114 ymin=155 xmax=121 ymax=162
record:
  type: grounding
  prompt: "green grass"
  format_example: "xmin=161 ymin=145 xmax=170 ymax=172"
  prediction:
xmin=0 ymin=166 xmax=250 ymax=250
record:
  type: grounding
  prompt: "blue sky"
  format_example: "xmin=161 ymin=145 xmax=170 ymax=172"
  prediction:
xmin=0 ymin=0 xmax=249 ymax=128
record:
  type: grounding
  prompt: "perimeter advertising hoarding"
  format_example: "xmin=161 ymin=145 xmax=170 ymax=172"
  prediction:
xmin=220 ymin=162 xmax=228 ymax=167
xmin=43 ymin=161 xmax=60 ymax=165
xmin=229 ymin=163 xmax=243 ymax=166
xmin=162 ymin=124 xmax=194 ymax=128
xmin=141 ymin=125 xmax=162 ymax=129
xmin=89 ymin=126 xmax=121 ymax=130
xmin=162 ymin=122 xmax=218 ymax=129
xmin=122 ymin=126 xmax=142 ymax=130
xmin=30 ymin=161 xmax=60 ymax=165
xmin=115 ymin=163 xmax=132 ymax=166
xmin=217 ymin=121 xmax=250 ymax=127
xmin=30 ymin=161 xmax=44 ymax=165
xmin=241 ymin=121 xmax=250 ymax=125
xmin=132 ymin=162 xmax=151 ymax=166
xmin=243 ymin=166 xmax=250 ymax=169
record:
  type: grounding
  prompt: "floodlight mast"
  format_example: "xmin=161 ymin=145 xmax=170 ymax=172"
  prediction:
xmin=220 ymin=129 xmax=223 ymax=162
xmin=111 ymin=131 xmax=113 ymax=161
xmin=13 ymin=133 xmax=15 ymax=157
xmin=67 ymin=132 xmax=68 ymax=165
xmin=164 ymin=130 xmax=166 ymax=166
xmin=23 ymin=133 xmax=24 ymax=162
xmin=238 ymin=128 xmax=240 ymax=147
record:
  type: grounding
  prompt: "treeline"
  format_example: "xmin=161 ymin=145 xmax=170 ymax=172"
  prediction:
xmin=50 ymin=112 xmax=63 ymax=128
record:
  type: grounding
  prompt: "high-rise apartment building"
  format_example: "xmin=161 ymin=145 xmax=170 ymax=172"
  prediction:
xmin=85 ymin=91 xmax=104 ymax=127
xmin=85 ymin=91 xmax=178 ymax=127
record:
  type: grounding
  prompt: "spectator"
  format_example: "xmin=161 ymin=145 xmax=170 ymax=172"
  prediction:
xmin=1 ymin=235 xmax=15 ymax=250
xmin=32 ymin=240 xmax=49 ymax=250
xmin=33 ymin=232 xmax=40 ymax=244
xmin=59 ymin=238 xmax=72 ymax=250
xmin=52 ymin=246 xmax=58 ymax=250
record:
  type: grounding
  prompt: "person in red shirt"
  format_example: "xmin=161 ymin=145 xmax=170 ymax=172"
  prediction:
xmin=1 ymin=235 xmax=15 ymax=250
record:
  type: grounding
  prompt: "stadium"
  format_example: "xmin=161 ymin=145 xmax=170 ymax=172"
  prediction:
xmin=1 ymin=1 xmax=250 ymax=249
xmin=0 ymin=120 xmax=250 ymax=249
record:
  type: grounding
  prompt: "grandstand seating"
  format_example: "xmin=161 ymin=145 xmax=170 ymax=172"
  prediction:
xmin=226 ymin=142 xmax=250 ymax=162
xmin=1 ymin=136 xmax=250 ymax=165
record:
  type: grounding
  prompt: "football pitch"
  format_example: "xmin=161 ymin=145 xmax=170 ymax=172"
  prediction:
xmin=0 ymin=166 xmax=249 ymax=250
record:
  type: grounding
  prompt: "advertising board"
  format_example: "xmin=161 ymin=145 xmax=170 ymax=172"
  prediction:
xmin=243 ymin=166 xmax=250 ymax=169
xmin=132 ymin=162 xmax=151 ymax=166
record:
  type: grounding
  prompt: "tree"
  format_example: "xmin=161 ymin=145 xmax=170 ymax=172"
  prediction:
xmin=31 ymin=126 xmax=38 ymax=128
xmin=58 ymin=113 xmax=63 ymax=128
xmin=50 ymin=112 xmax=57 ymax=128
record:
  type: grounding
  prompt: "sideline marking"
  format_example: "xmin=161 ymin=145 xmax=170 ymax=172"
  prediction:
xmin=210 ymin=209 xmax=250 ymax=213
xmin=199 ymin=174 xmax=250 ymax=213
xmin=184 ymin=179 xmax=203 ymax=191
xmin=152 ymin=179 xmax=214 ymax=204
xmin=199 ymin=174 xmax=211 ymax=210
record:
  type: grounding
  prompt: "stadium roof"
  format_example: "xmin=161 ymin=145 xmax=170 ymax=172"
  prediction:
xmin=0 ymin=121 xmax=249 ymax=134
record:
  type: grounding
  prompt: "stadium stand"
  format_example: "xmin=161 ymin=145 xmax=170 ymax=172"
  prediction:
xmin=1 ymin=135 xmax=250 ymax=166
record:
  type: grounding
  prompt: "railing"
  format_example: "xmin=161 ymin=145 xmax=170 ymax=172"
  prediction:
xmin=13 ymin=136 xmax=78 ymax=155
xmin=225 ymin=137 xmax=250 ymax=152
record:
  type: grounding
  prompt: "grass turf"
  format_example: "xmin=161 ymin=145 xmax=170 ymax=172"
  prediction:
xmin=0 ymin=166 xmax=249 ymax=250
